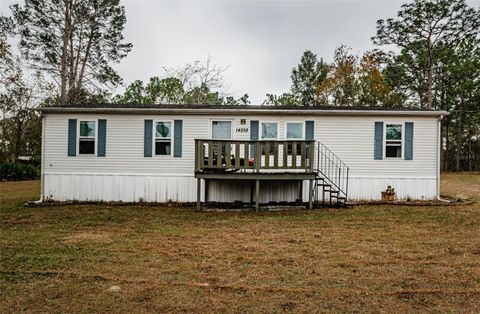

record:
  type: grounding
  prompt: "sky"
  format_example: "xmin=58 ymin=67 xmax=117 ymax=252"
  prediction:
xmin=117 ymin=0 xmax=406 ymax=104
xmin=2 ymin=0 xmax=479 ymax=104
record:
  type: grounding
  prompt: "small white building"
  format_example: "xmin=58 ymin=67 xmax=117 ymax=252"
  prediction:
xmin=37 ymin=104 xmax=447 ymax=208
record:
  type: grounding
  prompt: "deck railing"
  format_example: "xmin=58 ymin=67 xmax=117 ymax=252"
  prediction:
xmin=195 ymin=139 xmax=315 ymax=173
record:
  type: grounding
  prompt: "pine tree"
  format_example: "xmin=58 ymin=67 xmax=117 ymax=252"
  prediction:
xmin=1 ymin=0 xmax=132 ymax=105
xmin=290 ymin=50 xmax=327 ymax=106
xmin=372 ymin=0 xmax=480 ymax=109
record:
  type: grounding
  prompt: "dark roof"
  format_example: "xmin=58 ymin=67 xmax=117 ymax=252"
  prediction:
xmin=43 ymin=103 xmax=438 ymax=112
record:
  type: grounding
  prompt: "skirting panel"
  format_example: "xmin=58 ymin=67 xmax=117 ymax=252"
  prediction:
xmin=44 ymin=174 xmax=437 ymax=203
xmin=44 ymin=174 xmax=202 ymax=202
xmin=302 ymin=177 xmax=437 ymax=201
xmin=206 ymin=180 xmax=302 ymax=203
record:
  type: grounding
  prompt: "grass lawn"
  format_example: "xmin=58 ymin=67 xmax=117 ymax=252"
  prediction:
xmin=1 ymin=173 xmax=479 ymax=312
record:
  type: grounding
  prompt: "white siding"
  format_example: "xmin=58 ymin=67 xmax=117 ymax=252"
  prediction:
xmin=43 ymin=113 xmax=439 ymax=202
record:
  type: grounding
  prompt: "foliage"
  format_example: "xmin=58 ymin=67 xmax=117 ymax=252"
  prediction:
xmin=263 ymin=93 xmax=299 ymax=106
xmin=1 ymin=0 xmax=132 ymax=105
xmin=372 ymin=0 xmax=480 ymax=170
xmin=0 ymin=163 xmax=39 ymax=180
xmin=357 ymin=50 xmax=400 ymax=107
xmin=290 ymin=50 xmax=327 ymax=106
xmin=267 ymin=0 xmax=479 ymax=171
xmin=437 ymin=37 xmax=480 ymax=171
xmin=0 ymin=25 xmax=14 ymax=85
xmin=372 ymin=0 xmax=480 ymax=109
xmin=384 ymin=185 xmax=396 ymax=195
xmin=114 ymin=57 xmax=250 ymax=105
xmin=0 ymin=33 xmax=48 ymax=163
xmin=267 ymin=47 xmax=397 ymax=107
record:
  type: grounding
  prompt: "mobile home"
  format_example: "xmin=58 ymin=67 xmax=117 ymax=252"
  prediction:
xmin=38 ymin=104 xmax=447 ymax=209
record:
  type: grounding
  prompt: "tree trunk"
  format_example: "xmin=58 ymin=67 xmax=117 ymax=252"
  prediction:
xmin=73 ymin=24 xmax=96 ymax=104
xmin=468 ymin=137 xmax=472 ymax=171
xmin=444 ymin=118 xmax=450 ymax=171
xmin=427 ymin=65 xmax=433 ymax=110
xmin=455 ymin=92 xmax=464 ymax=172
xmin=59 ymin=0 xmax=71 ymax=106
xmin=14 ymin=119 xmax=24 ymax=161
xmin=439 ymin=79 xmax=445 ymax=171
xmin=426 ymin=37 xmax=433 ymax=110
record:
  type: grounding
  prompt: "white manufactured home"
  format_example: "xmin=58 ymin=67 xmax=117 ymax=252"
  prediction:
xmin=38 ymin=104 xmax=447 ymax=209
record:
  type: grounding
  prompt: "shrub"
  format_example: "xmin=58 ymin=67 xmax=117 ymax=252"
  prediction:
xmin=0 ymin=163 xmax=40 ymax=181
xmin=454 ymin=194 xmax=468 ymax=202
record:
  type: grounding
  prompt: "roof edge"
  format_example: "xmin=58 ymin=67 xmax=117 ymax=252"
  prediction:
xmin=36 ymin=107 xmax=449 ymax=117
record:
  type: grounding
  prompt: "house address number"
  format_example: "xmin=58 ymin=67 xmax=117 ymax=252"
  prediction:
xmin=236 ymin=127 xmax=249 ymax=134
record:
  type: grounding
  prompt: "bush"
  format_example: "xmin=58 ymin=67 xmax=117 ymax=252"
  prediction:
xmin=0 ymin=163 xmax=40 ymax=181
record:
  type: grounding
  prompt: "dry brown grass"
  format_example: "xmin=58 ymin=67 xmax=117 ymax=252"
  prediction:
xmin=1 ymin=173 xmax=479 ymax=313
xmin=441 ymin=171 xmax=480 ymax=202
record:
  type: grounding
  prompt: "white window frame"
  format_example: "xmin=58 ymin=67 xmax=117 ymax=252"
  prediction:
xmin=210 ymin=119 xmax=233 ymax=140
xmin=284 ymin=121 xmax=305 ymax=140
xmin=260 ymin=121 xmax=279 ymax=140
xmin=384 ymin=122 xmax=404 ymax=159
xmin=77 ymin=120 xmax=97 ymax=156
xmin=154 ymin=120 xmax=174 ymax=157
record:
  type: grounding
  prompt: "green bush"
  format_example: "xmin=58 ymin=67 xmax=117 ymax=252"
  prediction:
xmin=0 ymin=163 xmax=40 ymax=181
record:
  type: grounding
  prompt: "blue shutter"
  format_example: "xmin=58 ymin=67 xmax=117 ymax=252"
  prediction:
xmin=305 ymin=121 xmax=314 ymax=140
xmin=374 ymin=121 xmax=383 ymax=160
xmin=68 ymin=119 xmax=77 ymax=156
xmin=250 ymin=120 xmax=259 ymax=156
xmin=144 ymin=120 xmax=153 ymax=157
xmin=174 ymin=120 xmax=183 ymax=157
xmin=405 ymin=122 xmax=414 ymax=160
xmin=97 ymin=119 xmax=107 ymax=157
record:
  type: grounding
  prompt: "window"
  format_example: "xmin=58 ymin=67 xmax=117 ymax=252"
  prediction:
xmin=155 ymin=121 xmax=172 ymax=155
xmin=212 ymin=121 xmax=232 ymax=139
xmin=79 ymin=121 xmax=95 ymax=154
xmin=260 ymin=122 xmax=278 ymax=155
xmin=286 ymin=122 xmax=303 ymax=155
xmin=286 ymin=123 xmax=303 ymax=139
xmin=385 ymin=124 xmax=402 ymax=158
xmin=261 ymin=122 xmax=278 ymax=139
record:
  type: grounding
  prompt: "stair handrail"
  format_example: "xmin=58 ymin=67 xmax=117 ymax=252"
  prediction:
xmin=314 ymin=142 xmax=350 ymax=199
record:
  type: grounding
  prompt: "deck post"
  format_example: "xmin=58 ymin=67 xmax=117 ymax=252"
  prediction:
xmin=255 ymin=179 xmax=260 ymax=211
xmin=308 ymin=179 xmax=313 ymax=209
xmin=196 ymin=178 xmax=201 ymax=211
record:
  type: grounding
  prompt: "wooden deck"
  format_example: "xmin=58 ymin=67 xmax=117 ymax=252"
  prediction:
xmin=194 ymin=139 xmax=316 ymax=210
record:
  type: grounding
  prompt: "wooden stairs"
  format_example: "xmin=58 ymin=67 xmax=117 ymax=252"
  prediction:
xmin=312 ymin=143 xmax=350 ymax=208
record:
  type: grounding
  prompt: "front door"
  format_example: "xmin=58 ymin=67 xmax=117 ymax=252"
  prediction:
xmin=211 ymin=120 xmax=232 ymax=158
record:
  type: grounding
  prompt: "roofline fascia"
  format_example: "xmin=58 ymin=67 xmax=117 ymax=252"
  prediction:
xmin=35 ymin=107 xmax=449 ymax=117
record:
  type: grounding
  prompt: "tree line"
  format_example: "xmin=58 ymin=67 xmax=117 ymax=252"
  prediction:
xmin=264 ymin=0 xmax=479 ymax=171
xmin=0 ymin=0 xmax=479 ymax=172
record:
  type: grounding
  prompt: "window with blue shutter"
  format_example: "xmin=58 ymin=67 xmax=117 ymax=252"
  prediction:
xmin=404 ymin=122 xmax=414 ymax=160
xmin=68 ymin=119 xmax=77 ymax=156
xmin=374 ymin=121 xmax=383 ymax=160
xmin=174 ymin=120 xmax=183 ymax=157
xmin=97 ymin=119 xmax=107 ymax=157
xmin=144 ymin=120 xmax=153 ymax=157
xmin=305 ymin=121 xmax=314 ymax=140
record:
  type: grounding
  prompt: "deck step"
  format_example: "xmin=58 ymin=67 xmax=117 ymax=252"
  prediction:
xmin=317 ymin=184 xmax=331 ymax=188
